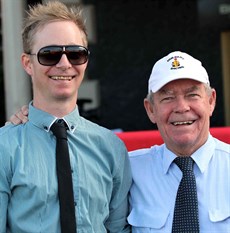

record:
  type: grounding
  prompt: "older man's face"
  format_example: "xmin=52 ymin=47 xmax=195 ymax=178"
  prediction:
xmin=145 ymin=79 xmax=216 ymax=156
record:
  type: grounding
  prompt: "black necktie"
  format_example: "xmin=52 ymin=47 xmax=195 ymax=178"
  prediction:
xmin=51 ymin=119 xmax=76 ymax=233
xmin=172 ymin=157 xmax=200 ymax=233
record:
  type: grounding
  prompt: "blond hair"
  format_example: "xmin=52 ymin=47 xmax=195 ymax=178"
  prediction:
xmin=22 ymin=1 xmax=88 ymax=53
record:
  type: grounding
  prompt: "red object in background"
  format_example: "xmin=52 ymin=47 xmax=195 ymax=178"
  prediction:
xmin=116 ymin=127 xmax=230 ymax=151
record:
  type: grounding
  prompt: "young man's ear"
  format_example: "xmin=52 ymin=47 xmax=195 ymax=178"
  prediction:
xmin=21 ymin=53 xmax=33 ymax=76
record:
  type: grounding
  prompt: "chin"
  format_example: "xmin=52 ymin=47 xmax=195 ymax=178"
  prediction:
xmin=55 ymin=93 xmax=74 ymax=100
xmin=172 ymin=134 xmax=196 ymax=145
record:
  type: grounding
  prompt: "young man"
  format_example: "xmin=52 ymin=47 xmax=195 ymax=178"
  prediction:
xmin=128 ymin=51 xmax=230 ymax=232
xmin=0 ymin=2 xmax=131 ymax=232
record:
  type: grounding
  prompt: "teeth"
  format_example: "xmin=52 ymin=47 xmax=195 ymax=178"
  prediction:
xmin=173 ymin=121 xmax=193 ymax=126
xmin=50 ymin=76 xmax=72 ymax=80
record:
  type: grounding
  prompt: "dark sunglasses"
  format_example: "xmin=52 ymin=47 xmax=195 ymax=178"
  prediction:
xmin=29 ymin=45 xmax=90 ymax=66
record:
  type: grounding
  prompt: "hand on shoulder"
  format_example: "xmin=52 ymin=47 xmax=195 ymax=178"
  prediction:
xmin=6 ymin=105 xmax=29 ymax=125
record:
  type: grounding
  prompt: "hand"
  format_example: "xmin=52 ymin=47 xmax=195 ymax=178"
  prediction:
xmin=6 ymin=105 xmax=29 ymax=125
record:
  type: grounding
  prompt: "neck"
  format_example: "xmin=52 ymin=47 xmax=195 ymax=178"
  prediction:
xmin=167 ymin=137 xmax=209 ymax=157
xmin=33 ymin=98 xmax=77 ymax=118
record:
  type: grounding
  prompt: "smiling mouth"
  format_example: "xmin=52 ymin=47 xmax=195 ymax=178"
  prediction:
xmin=172 ymin=120 xmax=195 ymax=126
xmin=50 ymin=76 xmax=74 ymax=81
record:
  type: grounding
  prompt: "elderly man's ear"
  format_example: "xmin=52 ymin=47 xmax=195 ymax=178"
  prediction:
xmin=144 ymin=98 xmax=156 ymax=124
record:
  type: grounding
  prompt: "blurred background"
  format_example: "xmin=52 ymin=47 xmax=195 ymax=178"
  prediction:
xmin=0 ymin=0 xmax=230 ymax=131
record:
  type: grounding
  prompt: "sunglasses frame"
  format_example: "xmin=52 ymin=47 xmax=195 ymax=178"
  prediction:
xmin=29 ymin=45 xmax=90 ymax=66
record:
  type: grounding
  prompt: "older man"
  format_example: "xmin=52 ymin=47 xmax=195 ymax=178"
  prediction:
xmin=128 ymin=51 xmax=230 ymax=233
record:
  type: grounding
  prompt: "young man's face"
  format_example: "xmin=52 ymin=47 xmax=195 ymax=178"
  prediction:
xmin=22 ymin=20 xmax=88 ymax=110
xmin=144 ymin=79 xmax=216 ymax=155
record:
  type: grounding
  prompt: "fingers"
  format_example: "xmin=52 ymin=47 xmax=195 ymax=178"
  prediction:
xmin=9 ymin=114 xmax=23 ymax=125
xmin=8 ymin=105 xmax=29 ymax=125
xmin=21 ymin=105 xmax=29 ymax=117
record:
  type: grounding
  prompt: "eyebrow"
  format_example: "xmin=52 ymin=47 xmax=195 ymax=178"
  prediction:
xmin=158 ymin=89 xmax=174 ymax=95
xmin=185 ymin=85 xmax=200 ymax=93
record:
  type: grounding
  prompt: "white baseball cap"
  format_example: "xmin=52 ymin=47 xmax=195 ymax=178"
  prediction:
xmin=148 ymin=51 xmax=210 ymax=93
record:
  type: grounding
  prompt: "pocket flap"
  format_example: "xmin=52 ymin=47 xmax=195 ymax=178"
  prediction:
xmin=128 ymin=204 xmax=169 ymax=228
xmin=209 ymin=209 xmax=230 ymax=222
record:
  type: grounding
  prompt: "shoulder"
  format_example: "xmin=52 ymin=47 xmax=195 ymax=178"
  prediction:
xmin=78 ymin=117 xmax=125 ymax=146
xmin=0 ymin=122 xmax=35 ymax=154
xmin=0 ymin=124 xmax=23 ymax=164
xmin=129 ymin=148 xmax=153 ymax=159
xmin=0 ymin=123 xmax=13 ymax=135
xmin=213 ymin=137 xmax=230 ymax=155
xmin=128 ymin=144 xmax=164 ymax=168
xmin=0 ymin=123 xmax=28 ymax=155
xmin=129 ymin=144 xmax=164 ymax=158
xmin=0 ymin=123 xmax=24 ymax=139
xmin=211 ymin=137 xmax=230 ymax=170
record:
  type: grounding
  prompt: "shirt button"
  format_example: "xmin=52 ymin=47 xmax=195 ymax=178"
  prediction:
xmin=74 ymin=201 xmax=77 ymax=206
xmin=44 ymin=126 xmax=48 ymax=130
xmin=71 ymin=125 xmax=74 ymax=130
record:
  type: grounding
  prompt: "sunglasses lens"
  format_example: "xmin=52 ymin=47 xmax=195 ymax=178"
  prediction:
xmin=38 ymin=46 xmax=62 ymax=66
xmin=37 ymin=46 xmax=89 ymax=66
xmin=66 ymin=46 xmax=89 ymax=65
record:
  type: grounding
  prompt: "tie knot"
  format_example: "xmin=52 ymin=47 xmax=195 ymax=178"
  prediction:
xmin=51 ymin=119 xmax=68 ymax=139
xmin=174 ymin=157 xmax=194 ymax=173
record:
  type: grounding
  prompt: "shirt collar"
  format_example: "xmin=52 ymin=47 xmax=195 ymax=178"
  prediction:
xmin=162 ymin=145 xmax=177 ymax=174
xmin=162 ymin=134 xmax=215 ymax=174
xmin=191 ymin=134 xmax=215 ymax=173
xmin=28 ymin=102 xmax=80 ymax=133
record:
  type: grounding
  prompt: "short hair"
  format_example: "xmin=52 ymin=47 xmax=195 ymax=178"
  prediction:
xmin=22 ymin=1 xmax=88 ymax=53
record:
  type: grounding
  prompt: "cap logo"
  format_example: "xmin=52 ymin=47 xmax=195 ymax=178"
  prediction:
xmin=167 ymin=55 xmax=184 ymax=70
xmin=172 ymin=57 xmax=180 ymax=68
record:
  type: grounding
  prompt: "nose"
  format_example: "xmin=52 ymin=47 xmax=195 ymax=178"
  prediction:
xmin=56 ymin=54 xmax=72 ymax=69
xmin=174 ymin=97 xmax=190 ymax=113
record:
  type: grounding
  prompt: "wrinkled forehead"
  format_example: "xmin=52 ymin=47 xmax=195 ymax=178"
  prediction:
xmin=157 ymin=79 xmax=204 ymax=94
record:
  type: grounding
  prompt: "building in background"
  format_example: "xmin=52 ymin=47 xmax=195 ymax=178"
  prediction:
xmin=0 ymin=0 xmax=230 ymax=130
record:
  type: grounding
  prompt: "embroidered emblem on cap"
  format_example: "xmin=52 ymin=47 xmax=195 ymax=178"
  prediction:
xmin=172 ymin=57 xmax=180 ymax=68
xmin=170 ymin=56 xmax=184 ymax=70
